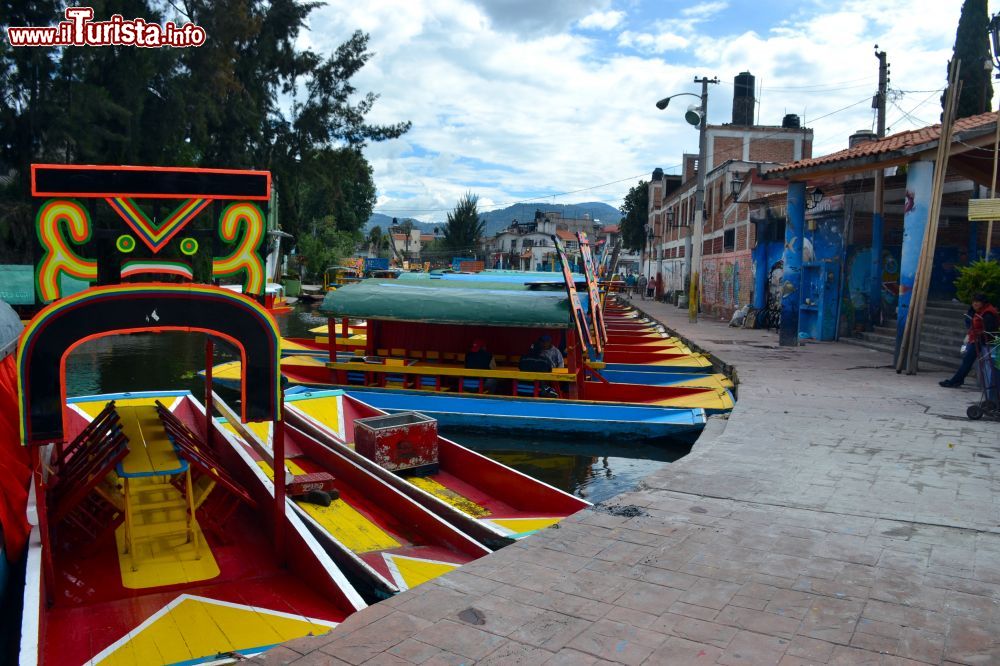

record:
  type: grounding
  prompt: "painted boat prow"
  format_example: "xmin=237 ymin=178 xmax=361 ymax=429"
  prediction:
xmin=214 ymin=394 xmax=492 ymax=598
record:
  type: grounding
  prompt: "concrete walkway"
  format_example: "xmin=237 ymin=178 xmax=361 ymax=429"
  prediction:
xmin=257 ymin=300 xmax=1000 ymax=665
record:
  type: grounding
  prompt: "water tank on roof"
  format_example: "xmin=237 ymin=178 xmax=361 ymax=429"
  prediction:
xmin=652 ymin=167 xmax=663 ymax=181
xmin=782 ymin=114 xmax=801 ymax=129
xmin=849 ymin=129 xmax=878 ymax=147
xmin=732 ymin=72 xmax=755 ymax=126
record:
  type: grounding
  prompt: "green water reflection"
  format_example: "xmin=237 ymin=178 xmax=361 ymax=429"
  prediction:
xmin=64 ymin=303 xmax=688 ymax=502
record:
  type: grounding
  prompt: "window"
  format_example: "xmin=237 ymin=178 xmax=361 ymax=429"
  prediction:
xmin=511 ymin=239 xmax=518 ymax=249
xmin=523 ymin=238 xmax=534 ymax=248
xmin=764 ymin=218 xmax=786 ymax=243
xmin=723 ymin=228 xmax=735 ymax=252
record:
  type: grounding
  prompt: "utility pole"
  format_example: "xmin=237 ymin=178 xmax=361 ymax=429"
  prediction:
xmin=870 ymin=47 xmax=889 ymax=328
xmin=689 ymin=75 xmax=720 ymax=323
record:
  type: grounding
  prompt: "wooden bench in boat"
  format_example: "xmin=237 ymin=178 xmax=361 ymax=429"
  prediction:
xmin=326 ymin=360 xmax=576 ymax=396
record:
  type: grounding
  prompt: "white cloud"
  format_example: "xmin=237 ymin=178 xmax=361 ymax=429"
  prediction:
xmin=578 ymin=10 xmax=626 ymax=30
xmin=681 ymin=1 xmax=729 ymax=19
xmin=301 ymin=0 xmax=973 ymax=222
xmin=618 ymin=29 xmax=689 ymax=53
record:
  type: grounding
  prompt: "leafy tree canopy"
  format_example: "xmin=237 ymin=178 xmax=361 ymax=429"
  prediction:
xmin=0 ymin=1 xmax=409 ymax=261
xmin=619 ymin=180 xmax=649 ymax=251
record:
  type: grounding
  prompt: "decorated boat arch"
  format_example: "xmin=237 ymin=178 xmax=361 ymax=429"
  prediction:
xmin=18 ymin=165 xmax=365 ymax=666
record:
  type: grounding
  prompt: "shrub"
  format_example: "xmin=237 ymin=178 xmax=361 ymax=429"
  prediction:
xmin=955 ymin=259 xmax=1000 ymax=305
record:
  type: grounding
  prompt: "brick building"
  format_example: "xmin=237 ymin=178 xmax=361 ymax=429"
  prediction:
xmin=645 ymin=71 xmax=813 ymax=317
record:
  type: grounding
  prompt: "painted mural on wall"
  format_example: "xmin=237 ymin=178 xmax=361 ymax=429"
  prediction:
xmin=702 ymin=252 xmax=751 ymax=314
xmin=844 ymin=246 xmax=901 ymax=328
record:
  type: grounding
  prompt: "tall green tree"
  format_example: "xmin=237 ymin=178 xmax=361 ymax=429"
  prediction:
xmin=946 ymin=0 xmax=994 ymax=118
xmin=443 ymin=193 xmax=486 ymax=254
xmin=619 ymin=180 xmax=649 ymax=251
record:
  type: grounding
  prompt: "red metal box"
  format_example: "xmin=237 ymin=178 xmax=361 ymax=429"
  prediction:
xmin=354 ymin=412 xmax=439 ymax=474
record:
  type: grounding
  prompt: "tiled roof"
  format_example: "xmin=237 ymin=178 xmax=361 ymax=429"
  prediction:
xmin=769 ymin=111 xmax=998 ymax=175
xmin=601 ymin=224 xmax=620 ymax=234
xmin=555 ymin=230 xmax=577 ymax=240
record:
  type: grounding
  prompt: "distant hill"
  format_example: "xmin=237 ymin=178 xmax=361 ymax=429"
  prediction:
xmin=366 ymin=202 xmax=621 ymax=236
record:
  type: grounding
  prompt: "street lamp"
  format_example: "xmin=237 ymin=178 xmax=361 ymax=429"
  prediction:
xmin=730 ymin=172 xmax=744 ymax=198
xmin=656 ymin=76 xmax=719 ymax=321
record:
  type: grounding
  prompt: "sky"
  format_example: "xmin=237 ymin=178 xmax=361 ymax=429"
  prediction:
xmin=299 ymin=0 xmax=993 ymax=223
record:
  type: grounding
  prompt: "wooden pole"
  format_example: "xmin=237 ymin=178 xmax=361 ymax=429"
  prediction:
xmin=897 ymin=60 xmax=961 ymax=373
xmin=204 ymin=337 xmax=214 ymax=439
xmin=31 ymin=446 xmax=55 ymax=605
xmin=986 ymin=110 xmax=1000 ymax=258
xmin=273 ymin=400 xmax=286 ymax=566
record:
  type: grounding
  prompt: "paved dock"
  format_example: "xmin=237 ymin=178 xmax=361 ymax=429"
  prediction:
xmin=259 ymin=300 xmax=1000 ymax=665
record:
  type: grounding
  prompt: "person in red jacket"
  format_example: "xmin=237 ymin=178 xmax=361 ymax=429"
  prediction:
xmin=940 ymin=293 xmax=999 ymax=388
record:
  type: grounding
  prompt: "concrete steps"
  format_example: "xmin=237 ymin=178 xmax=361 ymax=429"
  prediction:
xmin=842 ymin=300 xmax=967 ymax=370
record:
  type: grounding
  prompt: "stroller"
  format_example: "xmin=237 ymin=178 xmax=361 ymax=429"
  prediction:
xmin=966 ymin=331 xmax=1000 ymax=420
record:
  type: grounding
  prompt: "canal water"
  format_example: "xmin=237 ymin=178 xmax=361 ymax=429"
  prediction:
xmin=64 ymin=303 xmax=690 ymax=504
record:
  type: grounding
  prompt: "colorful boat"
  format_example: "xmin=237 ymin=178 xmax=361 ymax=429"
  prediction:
xmin=295 ymin=387 xmax=705 ymax=441
xmin=23 ymin=390 xmax=365 ymax=665
xmin=212 ymin=395 xmax=493 ymax=599
xmin=222 ymin=282 xmax=295 ymax=315
xmin=17 ymin=165 xmax=366 ymax=665
xmin=280 ymin=389 xmax=592 ymax=547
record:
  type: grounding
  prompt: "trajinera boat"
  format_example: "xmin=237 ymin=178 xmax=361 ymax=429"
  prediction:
xmin=276 ymin=388 xmax=591 ymax=547
xmin=16 ymin=165 xmax=367 ymax=665
xmin=211 ymin=392 xmax=497 ymax=599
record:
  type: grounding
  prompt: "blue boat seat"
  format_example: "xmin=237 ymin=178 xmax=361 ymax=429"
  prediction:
xmin=462 ymin=378 xmax=485 ymax=393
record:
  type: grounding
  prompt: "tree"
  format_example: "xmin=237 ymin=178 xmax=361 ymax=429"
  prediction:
xmin=619 ymin=180 xmax=649 ymax=251
xmin=296 ymin=216 xmax=359 ymax=280
xmin=443 ymin=193 xmax=486 ymax=255
xmin=946 ymin=0 xmax=993 ymax=118
xmin=367 ymin=225 xmax=389 ymax=257
xmin=0 ymin=2 xmax=410 ymax=263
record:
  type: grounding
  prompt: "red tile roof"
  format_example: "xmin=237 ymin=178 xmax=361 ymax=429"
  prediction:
xmin=601 ymin=224 xmax=620 ymax=234
xmin=555 ymin=230 xmax=577 ymax=240
xmin=769 ymin=111 xmax=998 ymax=176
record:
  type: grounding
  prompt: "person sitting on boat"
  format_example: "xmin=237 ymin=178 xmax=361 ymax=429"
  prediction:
xmin=537 ymin=334 xmax=564 ymax=369
xmin=518 ymin=343 xmax=559 ymax=398
xmin=465 ymin=339 xmax=497 ymax=393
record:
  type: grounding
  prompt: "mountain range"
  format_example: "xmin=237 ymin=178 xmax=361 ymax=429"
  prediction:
xmin=367 ymin=201 xmax=622 ymax=237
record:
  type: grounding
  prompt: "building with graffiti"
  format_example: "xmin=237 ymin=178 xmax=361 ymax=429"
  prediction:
xmin=645 ymin=71 xmax=813 ymax=311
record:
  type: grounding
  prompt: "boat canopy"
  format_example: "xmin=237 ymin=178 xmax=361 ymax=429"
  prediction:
xmin=319 ymin=281 xmax=573 ymax=328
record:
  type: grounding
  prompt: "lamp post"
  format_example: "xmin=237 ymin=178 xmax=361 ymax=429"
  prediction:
xmin=644 ymin=223 xmax=653 ymax=278
xmin=657 ymin=76 xmax=719 ymax=322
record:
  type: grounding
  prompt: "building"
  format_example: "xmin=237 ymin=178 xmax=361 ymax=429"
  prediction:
xmin=390 ymin=229 xmax=437 ymax=262
xmin=598 ymin=224 xmax=640 ymax=275
xmin=485 ymin=210 xmax=602 ymax=271
xmin=644 ymin=71 xmax=813 ymax=310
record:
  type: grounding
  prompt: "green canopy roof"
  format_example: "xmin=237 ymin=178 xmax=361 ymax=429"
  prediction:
xmin=319 ymin=281 xmax=572 ymax=328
